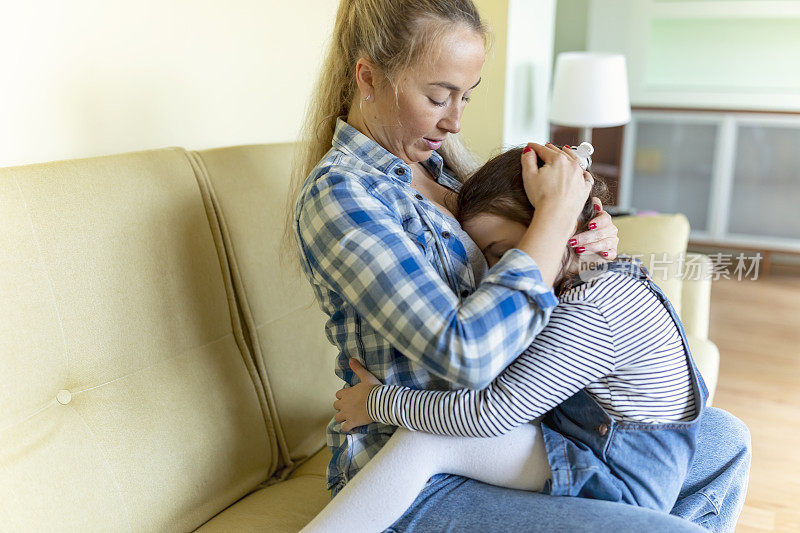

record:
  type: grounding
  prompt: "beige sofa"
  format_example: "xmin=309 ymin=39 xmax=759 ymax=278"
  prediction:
xmin=0 ymin=143 xmax=718 ymax=531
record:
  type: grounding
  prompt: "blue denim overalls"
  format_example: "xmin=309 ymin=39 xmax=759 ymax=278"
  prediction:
xmin=540 ymin=258 xmax=709 ymax=512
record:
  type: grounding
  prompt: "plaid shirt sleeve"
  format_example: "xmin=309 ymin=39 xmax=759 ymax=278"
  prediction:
xmin=295 ymin=168 xmax=559 ymax=389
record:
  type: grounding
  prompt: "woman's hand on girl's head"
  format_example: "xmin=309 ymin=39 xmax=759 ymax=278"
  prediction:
xmin=520 ymin=142 xmax=593 ymax=218
xmin=570 ymin=199 xmax=620 ymax=259
xmin=333 ymin=358 xmax=383 ymax=432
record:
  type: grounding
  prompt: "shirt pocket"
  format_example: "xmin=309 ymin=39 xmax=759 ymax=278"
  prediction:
xmin=402 ymin=216 xmax=437 ymax=262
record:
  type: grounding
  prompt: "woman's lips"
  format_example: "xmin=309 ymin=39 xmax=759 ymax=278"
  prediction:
xmin=423 ymin=137 xmax=443 ymax=150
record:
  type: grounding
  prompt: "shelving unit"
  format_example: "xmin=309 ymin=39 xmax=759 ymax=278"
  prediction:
xmin=619 ymin=109 xmax=800 ymax=253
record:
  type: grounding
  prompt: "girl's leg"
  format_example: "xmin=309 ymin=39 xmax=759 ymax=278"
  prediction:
xmin=300 ymin=423 xmax=551 ymax=533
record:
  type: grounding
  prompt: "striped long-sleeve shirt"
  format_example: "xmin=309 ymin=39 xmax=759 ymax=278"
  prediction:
xmin=367 ymin=267 xmax=698 ymax=438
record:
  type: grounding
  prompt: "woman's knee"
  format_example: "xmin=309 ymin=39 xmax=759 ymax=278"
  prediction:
xmin=704 ymin=407 xmax=752 ymax=463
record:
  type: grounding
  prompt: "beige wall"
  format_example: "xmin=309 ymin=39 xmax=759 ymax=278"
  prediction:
xmin=1 ymin=1 xmax=338 ymax=167
xmin=459 ymin=0 xmax=509 ymax=163
xmin=2 ymin=1 xmax=509 ymax=168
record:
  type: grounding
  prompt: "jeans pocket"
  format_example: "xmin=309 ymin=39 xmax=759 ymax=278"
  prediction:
xmin=671 ymin=489 xmax=721 ymax=525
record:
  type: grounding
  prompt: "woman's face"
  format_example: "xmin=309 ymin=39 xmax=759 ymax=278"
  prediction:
xmin=462 ymin=213 xmax=528 ymax=268
xmin=363 ymin=25 xmax=485 ymax=164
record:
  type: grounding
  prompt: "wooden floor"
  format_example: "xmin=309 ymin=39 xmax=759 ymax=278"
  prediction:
xmin=709 ymin=270 xmax=800 ymax=532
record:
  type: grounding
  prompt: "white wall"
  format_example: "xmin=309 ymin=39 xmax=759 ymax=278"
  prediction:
xmin=586 ymin=0 xmax=800 ymax=111
xmin=502 ymin=0 xmax=556 ymax=148
xmin=0 ymin=1 xmax=338 ymax=167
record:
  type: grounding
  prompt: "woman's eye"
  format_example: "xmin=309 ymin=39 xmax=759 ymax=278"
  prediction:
xmin=429 ymin=97 xmax=447 ymax=107
xmin=462 ymin=95 xmax=471 ymax=103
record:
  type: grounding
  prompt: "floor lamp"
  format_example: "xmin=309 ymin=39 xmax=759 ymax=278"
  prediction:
xmin=549 ymin=52 xmax=632 ymax=144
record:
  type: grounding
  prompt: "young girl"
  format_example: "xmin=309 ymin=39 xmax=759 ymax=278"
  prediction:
xmin=301 ymin=146 xmax=709 ymax=533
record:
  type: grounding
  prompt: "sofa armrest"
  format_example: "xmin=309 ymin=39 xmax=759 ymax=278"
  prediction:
xmin=680 ymin=253 xmax=712 ymax=340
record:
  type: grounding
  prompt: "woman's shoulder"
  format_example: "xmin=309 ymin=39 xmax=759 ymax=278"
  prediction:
xmin=294 ymin=149 xmax=403 ymax=235
xmin=299 ymin=150 xmax=387 ymax=204
xmin=305 ymin=148 xmax=380 ymax=189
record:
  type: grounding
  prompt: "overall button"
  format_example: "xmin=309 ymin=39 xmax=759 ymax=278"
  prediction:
xmin=442 ymin=231 xmax=451 ymax=239
xmin=596 ymin=423 xmax=609 ymax=436
xmin=460 ymin=289 xmax=471 ymax=298
xmin=56 ymin=389 xmax=72 ymax=405
xmin=395 ymin=167 xmax=405 ymax=176
xmin=414 ymin=193 xmax=424 ymax=200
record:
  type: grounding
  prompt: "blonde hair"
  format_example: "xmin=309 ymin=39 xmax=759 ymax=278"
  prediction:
xmin=282 ymin=0 xmax=490 ymax=265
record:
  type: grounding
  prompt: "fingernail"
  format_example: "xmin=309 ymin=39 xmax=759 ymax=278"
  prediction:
xmin=568 ymin=238 xmax=577 ymax=247
xmin=576 ymin=246 xmax=586 ymax=253
xmin=588 ymin=222 xmax=597 ymax=230
xmin=523 ymin=146 xmax=532 ymax=154
xmin=593 ymin=204 xmax=601 ymax=212
xmin=602 ymin=251 xmax=609 ymax=257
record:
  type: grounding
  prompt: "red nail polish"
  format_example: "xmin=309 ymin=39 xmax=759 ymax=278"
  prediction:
xmin=589 ymin=222 xmax=597 ymax=230
xmin=568 ymin=238 xmax=577 ymax=246
xmin=576 ymin=246 xmax=586 ymax=253
xmin=602 ymin=251 xmax=609 ymax=257
xmin=593 ymin=204 xmax=601 ymax=212
xmin=523 ymin=146 xmax=532 ymax=154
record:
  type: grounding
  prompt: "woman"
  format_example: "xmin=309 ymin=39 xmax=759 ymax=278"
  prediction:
xmin=286 ymin=1 xmax=750 ymax=531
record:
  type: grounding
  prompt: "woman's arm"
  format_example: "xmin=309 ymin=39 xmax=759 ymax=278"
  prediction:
xmin=348 ymin=301 xmax=616 ymax=437
xmin=296 ymin=168 xmax=560 ymax=390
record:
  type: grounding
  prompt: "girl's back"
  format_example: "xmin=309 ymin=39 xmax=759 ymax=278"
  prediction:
xmin=550 ymin=266 xmax=697 ymax=424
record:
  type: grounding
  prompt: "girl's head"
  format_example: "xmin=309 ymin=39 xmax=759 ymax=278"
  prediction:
xmin=457 ymin=146 xmax=610 ymax=291
xmin=285 ymin=0 xmax=489 ymax=262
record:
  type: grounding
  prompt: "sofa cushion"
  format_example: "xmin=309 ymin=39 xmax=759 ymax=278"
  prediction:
xmin=1 ymin=148 xmax=275 ymax=530
xmin=196 ymin=447 xmax=332 ymax=532
xmin=189 ymin=144 xmax=340 ymax=468
xmin=614 ymin=213 xmax=690 ymax=317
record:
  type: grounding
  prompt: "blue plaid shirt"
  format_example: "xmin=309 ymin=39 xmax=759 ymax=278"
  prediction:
xmin=293 ymin=118 xmax=559 ymax=490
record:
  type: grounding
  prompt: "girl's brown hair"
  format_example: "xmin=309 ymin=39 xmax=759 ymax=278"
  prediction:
xmin=456 ymin=146 xmax=610 ymax=294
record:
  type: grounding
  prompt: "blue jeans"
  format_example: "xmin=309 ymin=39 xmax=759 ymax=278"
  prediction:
xmin=376 ymin=406 xmax=750 ymax=532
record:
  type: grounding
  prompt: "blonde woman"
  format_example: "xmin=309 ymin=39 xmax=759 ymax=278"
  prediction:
xmin=288 ymin=1 xmax=751 ymax=531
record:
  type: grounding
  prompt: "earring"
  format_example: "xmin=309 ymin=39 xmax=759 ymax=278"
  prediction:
xmin=363 ymin=94 xmax=371 ymax=102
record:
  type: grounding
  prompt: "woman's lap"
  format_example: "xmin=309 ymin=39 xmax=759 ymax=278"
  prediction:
xmin=385 ymin=473 xmax=704 ymax=533
xmin=669 ymin=406 xmax=752 ymax=531
xmin=383 ymin=406 xmax=750 ymax=532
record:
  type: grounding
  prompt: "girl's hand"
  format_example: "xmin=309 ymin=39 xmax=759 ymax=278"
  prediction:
xmin=333 ymin=358 xmax=382 ymax=432
xmin=571 ymin=198 xmax=620 ymax=259
xmin=520 ymin=142 xmax=593 ymax=219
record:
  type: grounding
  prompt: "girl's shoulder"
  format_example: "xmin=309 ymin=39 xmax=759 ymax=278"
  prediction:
xmin=558 ymin=267 xmax=648 ymax=307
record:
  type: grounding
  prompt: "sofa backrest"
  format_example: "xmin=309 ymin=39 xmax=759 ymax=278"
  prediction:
xmin=0 ymin=148 xmax=280 ymax=531
xmin=189 ymin=144 xmax=340 ymax=469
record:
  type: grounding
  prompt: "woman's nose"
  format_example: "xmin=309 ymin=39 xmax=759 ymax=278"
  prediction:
xmin=439 ymin=105 xmax=462 ymax=134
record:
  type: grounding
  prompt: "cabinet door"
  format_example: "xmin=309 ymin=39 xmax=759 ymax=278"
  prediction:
xmin=727 ymin=123 xmax=800 ymax=241
xmin=627 ymin=118 xmax=719 ymax=232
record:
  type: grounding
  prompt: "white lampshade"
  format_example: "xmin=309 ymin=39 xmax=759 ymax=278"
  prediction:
xmin=549 ymin=52 xmax=631 ymax=128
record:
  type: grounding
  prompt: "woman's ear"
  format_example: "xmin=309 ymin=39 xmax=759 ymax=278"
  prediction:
xmin=354 ymin=57 xmax=378 ymax=100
